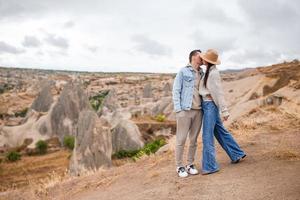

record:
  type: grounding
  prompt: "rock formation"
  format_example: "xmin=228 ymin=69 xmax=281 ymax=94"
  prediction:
xmin=50 ymin=81 xmax=91 ymax=142
xmin=111 ymin=118 xmax=144 ymax=154
xmin=69 ymin=110 xmax=112 ymax=175
xmin=143 ymin=83 xmax=152 ymax=98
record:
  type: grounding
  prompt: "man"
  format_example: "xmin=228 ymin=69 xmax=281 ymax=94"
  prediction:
xmin=172 ymin=49 xmax=204 ymax=178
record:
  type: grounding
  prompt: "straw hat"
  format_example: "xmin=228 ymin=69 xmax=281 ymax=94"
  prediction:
xmin=200 ymin=49 xmax=221 ymax=65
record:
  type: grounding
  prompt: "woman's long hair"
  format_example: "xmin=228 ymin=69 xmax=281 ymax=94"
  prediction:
xmin=204 ymin=62 xmax=214 ymax=88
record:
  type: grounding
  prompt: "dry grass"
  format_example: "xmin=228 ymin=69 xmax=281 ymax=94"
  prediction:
xmin=0 ymin=149 xmax=71 ymax=192
xmin=273 ymin=150 xmax=300 ymax=161
xmin=229 ymin=102 xmax=300 ymax=136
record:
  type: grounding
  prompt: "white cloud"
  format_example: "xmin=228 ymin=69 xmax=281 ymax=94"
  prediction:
xmin=22 ymin=36 xmax=41 ymax=48
xmin=0 ymin=0 xmax=299 ymax=72
xmin=0 ymin=41 xmax=25 ymax=54
xmin=132 ymin=35 xmax=172 ymax=57
xmin=44 ymin=34 xmax=69 ymax=49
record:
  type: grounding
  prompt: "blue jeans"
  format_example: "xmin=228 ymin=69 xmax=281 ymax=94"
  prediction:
xmin=201 ymin=101 xmax=246 ymax=173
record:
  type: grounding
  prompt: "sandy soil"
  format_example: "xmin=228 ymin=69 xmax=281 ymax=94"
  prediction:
xmin=3 ymin=126 xmax=298 ymax=200
xmin=0 ymin=150 xmax=70 ymax=192
xmin=68 ymin=128 xmax=300 ymax=200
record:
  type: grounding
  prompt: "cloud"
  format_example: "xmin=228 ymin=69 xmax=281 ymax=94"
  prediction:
xmin=191 ymin=2 xmax=241 ymax=26
xmin=228 ymin=48 xmax=282 ymax=64
xmin=239 ymin=0 xmax=300 ymax=28
xmin=64 ymin=20 xmax=75 ymax=28
xmin=85 ymin=45 xmax=98 ymax=53
xmin=0 ymin=0 xmax=112 ymax=21
xmin=131 ymin=35 xmax=172 ymax=57
xmin=0 ymin=0 xmax=40 ymax=20
xmin=0 ymin=41 xmax=25 ymax=54
xmin=191 ymin=30 xmax=237 ymax=54
xmin=0 ymin=0 xmax=299 ymax=72
xmin=22 ymin=36 xmax=41 ymax=48
xmin=44 ymin=34 xmax=69 ymax=49
xmin=238 ymin=0 xmax=300 ymax=53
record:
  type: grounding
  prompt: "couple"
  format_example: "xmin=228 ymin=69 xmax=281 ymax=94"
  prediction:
xmin=172 ymin=49 xmax=246 ymax=178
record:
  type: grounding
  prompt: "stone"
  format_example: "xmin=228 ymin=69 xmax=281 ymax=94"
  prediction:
xmin=30 ymin=81 xmax=54 ymax=113
xmin=264 ymin=94 xmax=283 ymax=106
xmin=163 ymin=82 xmax=172 ymax=97
xmin=151 ymin=97 xmax=172 ymax=116
xmin=155 ymin=143 xmax=170 ymax=155
xmin=143 ymin=83 xmax=152 ymax=98
xmin=50 ymin=81 xmax=91 ymax=142
xmin=111 ymin=119 xmax=144 ymax=154
xmin=69 ymin=110 xmax=112 ymax=176
xmin=101 ymin=89 xmax=121 ymax=112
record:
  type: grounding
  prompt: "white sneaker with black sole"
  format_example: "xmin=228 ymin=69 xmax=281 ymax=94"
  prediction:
xmin=176 ymin=166 xmax=188 ymax=178
xmin=186 ymin=164 xmax=199 ymax=175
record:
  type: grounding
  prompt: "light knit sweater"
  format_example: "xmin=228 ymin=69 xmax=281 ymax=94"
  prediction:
xmin=199 ymin=65 xmax=230 ymax=117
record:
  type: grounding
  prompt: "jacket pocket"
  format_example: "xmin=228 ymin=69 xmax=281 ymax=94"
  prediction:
xmin=183 ymin=75 xmax=193 ymax=81
xmin=183 ymin=75 xmax=193 ymax=87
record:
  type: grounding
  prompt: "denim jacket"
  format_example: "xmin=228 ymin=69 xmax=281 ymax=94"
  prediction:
xmin=172 ymin=65 xmax=204 ymax=113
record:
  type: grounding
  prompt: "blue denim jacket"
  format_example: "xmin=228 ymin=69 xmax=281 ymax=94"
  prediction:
xmin=172 ymin=65 xmax=204 ymax=112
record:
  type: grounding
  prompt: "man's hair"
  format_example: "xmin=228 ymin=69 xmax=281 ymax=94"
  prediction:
xmin=189 ymin=49 xmax=202 ymax=63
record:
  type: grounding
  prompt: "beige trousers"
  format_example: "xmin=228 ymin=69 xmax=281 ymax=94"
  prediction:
xmin=175 ymin=109 xmax=202 ymax=168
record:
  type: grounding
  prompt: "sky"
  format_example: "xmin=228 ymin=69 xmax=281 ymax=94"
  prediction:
xmin=0 ymin=0 xmax=299 ymax=73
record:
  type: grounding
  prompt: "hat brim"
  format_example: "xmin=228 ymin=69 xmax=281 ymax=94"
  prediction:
xmin=200 ymin=53 xmax=221 ymax=65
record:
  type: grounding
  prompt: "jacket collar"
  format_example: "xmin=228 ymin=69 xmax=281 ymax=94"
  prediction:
xmin=186 ymin=63 xmax=200 ymax=72
xmin=186 ymin=64 xmax=204 ymax=77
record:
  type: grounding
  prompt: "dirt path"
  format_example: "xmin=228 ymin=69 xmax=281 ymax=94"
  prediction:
xmin=1 ymin=128 xmax=299 ymax=200
xmin=70 ymin=129 xmax=300 ymax=200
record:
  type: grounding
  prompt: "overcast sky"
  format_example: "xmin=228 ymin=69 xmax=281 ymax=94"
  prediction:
xmin=0 ymin=0 xmax=299 ymax=73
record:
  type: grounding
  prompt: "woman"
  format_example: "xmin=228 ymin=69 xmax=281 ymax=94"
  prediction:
xmin=199 ymin=49 xmax=246 ymax=175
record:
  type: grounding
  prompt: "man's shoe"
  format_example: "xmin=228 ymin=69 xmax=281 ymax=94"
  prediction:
xmin=186 ymin=164 xmax=199 ymax=175
xmin=176 ymin=166 xmax=188 ymax=178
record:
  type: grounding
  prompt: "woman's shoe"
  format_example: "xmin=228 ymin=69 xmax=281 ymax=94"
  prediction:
xmin=201 ymin=169 xmax=219 ymax=175
xmin=231 ymin=154 xmax=247 ymax=164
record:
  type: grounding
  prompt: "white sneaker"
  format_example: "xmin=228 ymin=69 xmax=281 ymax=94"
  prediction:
xmin=176 ymin=166 xmax=188 ymax=178
xmin=186 ymin=164 xmax=199 ymax=175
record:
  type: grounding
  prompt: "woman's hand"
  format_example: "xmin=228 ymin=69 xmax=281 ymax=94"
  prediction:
xmin=222 ymin=111 xmax=230 ymax=121
xmin=222 ymin=115 xmax=229 ymax=121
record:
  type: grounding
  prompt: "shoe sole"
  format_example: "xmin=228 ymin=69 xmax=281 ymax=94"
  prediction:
xmin=187 ymin=171 xmax=199 ymax=175
xmin=202 ymin=169 xmax=220 ymax=175
xmin=231 ymin=154 xmax=247 ymax=164
xmin=178 ymin=174 xmax=189 ymax=178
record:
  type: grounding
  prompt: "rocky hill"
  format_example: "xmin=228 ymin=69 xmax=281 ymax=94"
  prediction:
xmin=0 ymin=60 xmax=299 ymax=200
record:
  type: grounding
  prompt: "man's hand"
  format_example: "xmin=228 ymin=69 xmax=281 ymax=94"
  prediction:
xmin=176 ymin=110 xmax=185 ymax=117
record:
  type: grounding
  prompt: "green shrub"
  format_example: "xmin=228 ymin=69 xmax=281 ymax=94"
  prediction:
xmin=0 ymin=83 xmax=14 ymax=93
xmin=112 ymin=138 xmax=167 ymax=161
xmin=112 ymin=149 xmax=139 ymax=159
xmin=3 ymin=83 xmax=14 ymax=90
xmin=142 ymin=139 xmax=166 ymax=155
xmin=15 ymin=107 xmax=28 ymax=117
xmin=63 ymin=135 xmax=75 ymax=150
xmin=6 ymin=151 xmax=21 ymax=162
xmin=83 ymin=80 xmax=91 ymax=88
xmin=35 ymin=140 xmax=48 ymax=154
xmin=154 ymin=114 xmax=166 ymax=122
xmin=89 ymin=90 xmax=110 ymax=111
